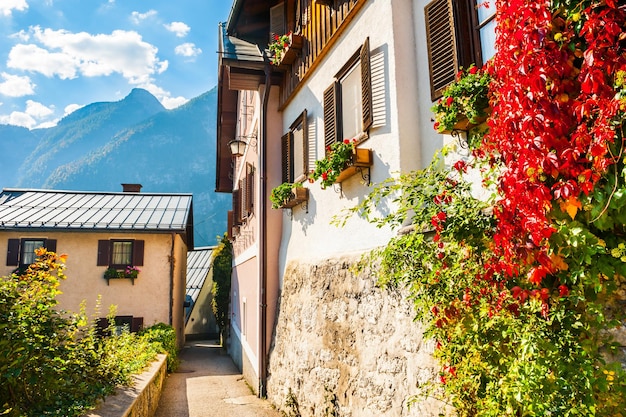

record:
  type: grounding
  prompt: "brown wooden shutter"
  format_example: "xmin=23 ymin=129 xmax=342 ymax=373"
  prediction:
xmin=7 ymin=238 xmax=19 ymax=266
xmin=233 ymin=189 xmax=242 ymax=225
xmin=45 ymin=239 xmax=57 ymax=253
xmin=133 ymin=240 xmax=144 ymax=266
xmin=97 ymin=240 xmax=110 ymax=266
xmin=227 ymin=210 xmax=234 ymax=239
xmin=281 ymin=132 xmax=293 ymax=183
xmin=323 ymin=82 xmax=339 ymax=151
xmin=246 ymin=163 xmax=254 ymax=215
xmin=425 ymin=0 xmax=458 ymax=100
xmin=360 ymin=37 xmax=373 ymax=132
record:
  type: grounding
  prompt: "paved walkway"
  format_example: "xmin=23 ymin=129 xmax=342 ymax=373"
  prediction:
xmin=154 ymin=340 xmax=280 ymax=417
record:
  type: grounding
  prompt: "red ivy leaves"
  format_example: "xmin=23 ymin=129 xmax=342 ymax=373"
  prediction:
xmin=483 ymin=0 xmax=626 ymax=288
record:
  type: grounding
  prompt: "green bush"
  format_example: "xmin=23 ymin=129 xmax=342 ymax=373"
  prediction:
xmin=140 ymin=323 xmax=179 ymax=372
xmin=0 ymin=250 xmax=167 ymax=417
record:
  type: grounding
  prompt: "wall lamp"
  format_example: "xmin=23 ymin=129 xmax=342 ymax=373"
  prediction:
xmin=228 ymin=139 xmax=247 ymax=157
xmin=228 ymin=134 xmax=258 ymax=157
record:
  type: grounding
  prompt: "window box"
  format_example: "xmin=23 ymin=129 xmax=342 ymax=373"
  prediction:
xmin=104 ymin=266 xmax=140 ymax=285
xmin=335 ymin=148 xmax=373 ymax=184
xmin=280 ymin=187 xmax=309 ymax=209
xmin=439 ymin=108 xmax=491 ymax=134
xmin=273 ymin=34 xmax=304 ymax=66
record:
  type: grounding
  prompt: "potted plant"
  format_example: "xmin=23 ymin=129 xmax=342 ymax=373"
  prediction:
xmin=104 ymin=265 xmax=140 ymax=285
xmin=270 ymin=182 xmax=308 ymax=209
xmin=431 ymin=64 xmax=491 ymax=134
xmin=269 ymin=32 xmax=304 ymax=66
xmin=310 ymin=139 xmax=373 ymax=188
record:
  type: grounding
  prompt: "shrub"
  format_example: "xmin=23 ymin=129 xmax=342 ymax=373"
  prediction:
xmin=140 ymin=323 xmax=179 ymax=372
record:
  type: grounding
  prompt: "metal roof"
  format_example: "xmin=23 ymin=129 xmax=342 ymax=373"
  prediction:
xmin=0 ymin=188 xmax=193 ymax=233
xmin=186 ymin=246 xmax=216 ymax=312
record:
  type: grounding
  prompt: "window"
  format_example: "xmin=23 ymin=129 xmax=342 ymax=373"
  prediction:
xmin=425 ymin=0 xmax=496 ymax=100
xmin=240 ymin=163 xmax=255 ymax=221
xmin=97 ymin=239 xmax=144 ymax=268
xmin=323 ymin=38 xmax=372 ymax=149
xmin=281 ymin=110 xmax=308 ymax=183
xmin=6 ymin=238 xmax=57 ymax=267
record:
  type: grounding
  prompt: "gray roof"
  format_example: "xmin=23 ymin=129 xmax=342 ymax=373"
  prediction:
xmin=218 ymin=23 xmax=264 ymax=67
xmin=186 ymin=246 xmax=215 ymax=307
xmin=0 ymin=189 xmax=193 ymax=235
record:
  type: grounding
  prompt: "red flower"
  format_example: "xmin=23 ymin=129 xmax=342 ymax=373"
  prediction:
xmin=343 ymin=139 xmax=350 ymax=144
xmin=321 ymin=172 xmax=328 ymax=181
xmin=433 ymin=122 xmax=440 ymax=130
xmin=445 ymin=96 xmax=454 ymax=106
xmin=469 ymin=66 xmax=478 ymax=74
xmin=558 ymin=284 xmax=569 ymax=297
xmin=453 ymin=160 xmax=468 ymax=173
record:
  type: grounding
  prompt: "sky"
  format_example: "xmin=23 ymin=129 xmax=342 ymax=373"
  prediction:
xmin=0 ymin=0 xmax=232 ymax=129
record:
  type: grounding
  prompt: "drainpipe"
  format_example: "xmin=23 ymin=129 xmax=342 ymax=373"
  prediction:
xmin=259 ymin=56 xmax=271 ymax=398
xmin=169 ymin=233 xmax=175 ymax=327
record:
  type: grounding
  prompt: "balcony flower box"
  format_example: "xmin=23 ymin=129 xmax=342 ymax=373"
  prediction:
xmin=335 ymin=148 xmax=373 ymax=184
xmin=270 ymin=183 xmax=308 ymax=209
xmin=270 ymin=33 xmax=304 ymax=66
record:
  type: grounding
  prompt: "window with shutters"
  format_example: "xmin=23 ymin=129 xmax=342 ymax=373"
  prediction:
xmin=6 ymin=238 xmax=57 ymax=267
xmin=270 ymin=2 xmax=286 ymax=42
xmin=323 ymin=38 xmax=372 ymax=150
xmin=97 ymin=239 xmax=144 ymax=269
xmin=282 ymin=110 xmax=308 ymax=183
xmin=425 ymin=0 xmax=496 ymax=100
xmin=240 ymin=163 xmax=255 ymax=221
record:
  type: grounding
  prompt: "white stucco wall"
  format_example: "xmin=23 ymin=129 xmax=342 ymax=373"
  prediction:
xmin=279 ymin=0 xmax=436 ymax=265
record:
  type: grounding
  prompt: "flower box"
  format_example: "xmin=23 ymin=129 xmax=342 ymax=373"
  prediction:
xmin=335 ymin=148 xmax=373 ymax=183
xmin=104 ymin=267 xmax=140 ymax=285
xmin=440 ymin=110 xmax=490 ymax=134
xmin=273 ymin=34 xmax=304 ymax=66
xmin=280 ymin=186 xmax=309 ymax=209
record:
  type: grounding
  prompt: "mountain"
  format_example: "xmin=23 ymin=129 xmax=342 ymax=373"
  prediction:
xmin=0 ymin=88 xmax=230 ymax=247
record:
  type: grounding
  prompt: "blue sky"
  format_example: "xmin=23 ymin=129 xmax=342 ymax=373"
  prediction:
xmin=0 ymin=0 xmax=232 ymax=129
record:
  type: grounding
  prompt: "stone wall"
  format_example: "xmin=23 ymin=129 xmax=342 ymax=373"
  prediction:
xmin=267 ymin=255 xmax=447 ymax=417
xmin=83 ymin=354 xmax=167 ymax=417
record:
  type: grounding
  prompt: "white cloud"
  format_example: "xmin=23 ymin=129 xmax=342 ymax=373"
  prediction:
xmin=25 ymin=99 xmax=53 ymax=119
xmin=174 ymin=43 xmax=202 ymax=58
xmin=7 ymin=27 xmax=168 ymax=85
xmin=138 ymin=82 xmax=188 ymax=110
xmin=10 ymin=30 xmax=30 ymax=42
xmin=0 ymin=0 xmax=28 ymax=17
xmin=131 ymin=10 xmax=157 ymax=24
xmin=0 ymin=72 xmax=36 ymax=97
xmin=64 ymin=103 xmax=83 ymax=116
xmin=164 ymin=22 xmax=190 ymax=38
xmin=0 ymin=100 xmax=53 ymax=129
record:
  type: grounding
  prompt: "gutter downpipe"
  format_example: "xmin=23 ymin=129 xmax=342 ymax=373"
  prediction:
xmin=259 ymin=54 xmax=271 ymax=399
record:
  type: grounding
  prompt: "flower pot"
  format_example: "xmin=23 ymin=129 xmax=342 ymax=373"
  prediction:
xmin=281 ymin=187 xmax=308 ymax=209
xmin=277 ymin=34 xmax=304 ymax=66
xmin=335 ymin=148 xmax=373 ymax=183
xmin=440 ymin=107 xmax=492 ymax=134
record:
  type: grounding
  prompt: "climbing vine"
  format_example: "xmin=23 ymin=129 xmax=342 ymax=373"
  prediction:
xmin=345 ymin=0 xmax=626 ymax=415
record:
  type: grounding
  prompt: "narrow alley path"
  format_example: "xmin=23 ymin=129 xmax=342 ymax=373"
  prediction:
xmin=154 ymin=340 xmax=280 ymax=417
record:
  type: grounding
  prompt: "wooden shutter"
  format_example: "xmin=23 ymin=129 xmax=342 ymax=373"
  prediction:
xmin=360 ymin=38 xmax=373 ymax=132
xmin=227 ymin=210 xmax=235 ymax=239
xmin=323 ymin=82 xmax=339 ymax=151
xmin=301 ymin=110 xmax=309 ymax=176
xmin=281 ymin=132 xmax=293 ymax=183
xmin=425 ymin=0 xmax=458 ymax=100
xmin=233 ymin=189 xmax=242 ymax=225
xmin=6 ymin=238 xmax=19 ymax=266
xmin=246 ymin=163 xmax=254 ymax=215
xmin=97 ymin=240 xmax=110 ymax=266
xmin=45 ymin=239 xmax=57 ymax=253
xmin=270 ymin=3 xmax=286 ymax=42
xmin=133 ymin=240 xmax=144 ymax=266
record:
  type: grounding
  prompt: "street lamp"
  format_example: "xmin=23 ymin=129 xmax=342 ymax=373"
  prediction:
xmin=228 ymin=138 xmax=247 ymax=157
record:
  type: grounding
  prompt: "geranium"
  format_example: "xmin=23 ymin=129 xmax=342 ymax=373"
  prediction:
xmin=269 ymin=32 xmax=293 ymax=66
xmin=431 ymin=64 xmax=491 ymax=133
xmin=310 ymin=139 xmax=357 ymax=188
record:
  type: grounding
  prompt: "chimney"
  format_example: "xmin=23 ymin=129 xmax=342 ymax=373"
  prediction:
xmin=121 ymin=183 xmax=142 ymax=193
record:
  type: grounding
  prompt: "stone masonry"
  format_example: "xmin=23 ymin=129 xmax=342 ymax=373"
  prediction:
xmin=267 ymin=255 xmax=448 ymax=417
